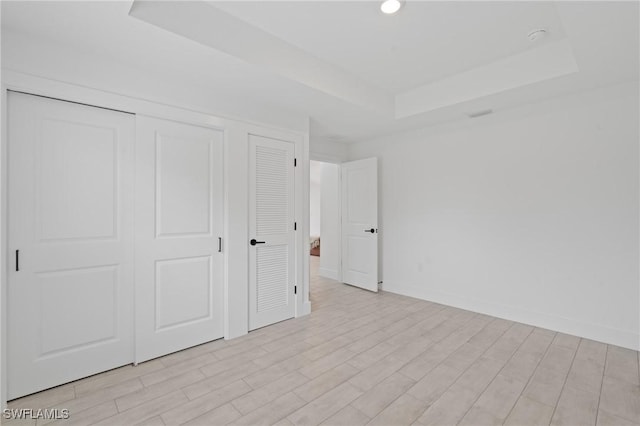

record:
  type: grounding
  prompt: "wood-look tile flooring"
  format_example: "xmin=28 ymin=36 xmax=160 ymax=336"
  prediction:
xmin=7 ymin=256 xmax=640 ymax=426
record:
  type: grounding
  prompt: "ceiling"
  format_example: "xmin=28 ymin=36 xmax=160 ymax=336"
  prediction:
xmin=212 ymin=1 xmax=568 ymax=93
xmin=1 ymin=1 xmax=638 ymax=145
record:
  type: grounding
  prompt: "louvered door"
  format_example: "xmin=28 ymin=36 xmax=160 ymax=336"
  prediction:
xmin=248 ymin=134 xmax=296 ymax=330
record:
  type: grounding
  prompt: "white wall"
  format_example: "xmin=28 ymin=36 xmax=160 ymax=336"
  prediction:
xmin=349 ymin=82 xmax=639 ymax=350
xmin=310 ymin=181 xmax=321 ymax=236
xmin=1 ymin=30 xmax=309 ymax=134
xmin=319 ymin=162 xmax=341 ymax=281
xmin=310 ymin=161 xmax=322 ymax=237
xmin=310 ymin=137 xmax=349 ymax=163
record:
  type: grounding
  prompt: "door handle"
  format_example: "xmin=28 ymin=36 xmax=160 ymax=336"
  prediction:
xmin=250 ymin=239 xmax=266 ymax=246
xmin=364 ymin=228 xmax=376 ymax=233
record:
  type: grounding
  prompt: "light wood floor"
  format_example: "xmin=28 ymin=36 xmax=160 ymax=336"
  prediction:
xmin=7 ymin=256 xmax=640 ymax=426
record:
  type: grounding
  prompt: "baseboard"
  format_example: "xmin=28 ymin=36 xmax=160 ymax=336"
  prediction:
xmin=386 ymin=282 xmax=640 ymax=351
xmin=318 ymin=267 xmax=339 ymax=281
xmin=301 ymin=301 xmax=311 ymax=316
xmin=224 ymin=330 xmax=248 ymax=341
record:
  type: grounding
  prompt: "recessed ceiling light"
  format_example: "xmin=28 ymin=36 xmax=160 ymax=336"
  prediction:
xmin=381 ymin=0 xmax=402 ymax=15
xmin=527 ymin=29 xmax=548 ymax=42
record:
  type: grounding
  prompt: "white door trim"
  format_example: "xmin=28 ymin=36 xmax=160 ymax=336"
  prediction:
xmin=1 ymin=82 xmax=10 ymax=411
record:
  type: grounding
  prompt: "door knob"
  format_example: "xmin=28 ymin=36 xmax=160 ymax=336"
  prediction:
xmin=250 ymin=239 xmax=266 ymax=246
xmin=364 ymin=228 xmax=376 ymax=233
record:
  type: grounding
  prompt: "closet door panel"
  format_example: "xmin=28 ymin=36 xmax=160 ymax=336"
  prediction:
xmin=7 ymin=92 xmax=135 ymax=399
xmin=135 ymin=116 xmax=224 ymax=362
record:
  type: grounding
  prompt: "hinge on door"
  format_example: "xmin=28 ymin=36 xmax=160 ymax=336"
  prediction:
xmin=294 ymin=158 xmax=297 ymax=167
xmin=294 ymin=222 xmax=297 ymax=231
xmin=294 ymin=286 xmax=297 ymax=294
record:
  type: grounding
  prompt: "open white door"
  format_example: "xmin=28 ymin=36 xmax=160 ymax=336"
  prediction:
xmin=248 ymin=135 xmax=296 ymax=330
xmin=135 ymin=116 xmax=224 ymax=363
xmin=7 ymin=92 xmax=135 ymax=398
xmin=341 ymin=157 xmax=378 ymax=292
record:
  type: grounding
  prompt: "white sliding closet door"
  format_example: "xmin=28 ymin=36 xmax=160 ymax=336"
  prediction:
xmin=135 ymin=116 xmax=224 ymax=363
xmin=7 ymin=92 xmax=135 ymax=399
xmin=248 ymin=135 xmax=296 ymax=330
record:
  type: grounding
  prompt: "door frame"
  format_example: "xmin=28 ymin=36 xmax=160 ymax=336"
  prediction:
xmin=0 ymin=70 xmax=310 ymax=409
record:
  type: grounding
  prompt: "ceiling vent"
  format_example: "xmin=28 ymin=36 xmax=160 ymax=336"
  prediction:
xmin=528 ymin=29 xmax=548 ymax=42
xmin=467 ymin=109 xmax=493 ymax=118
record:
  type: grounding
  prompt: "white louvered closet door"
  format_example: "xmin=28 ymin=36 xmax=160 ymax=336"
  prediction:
xmin=248 ymin=134 xmax=296 ymax=330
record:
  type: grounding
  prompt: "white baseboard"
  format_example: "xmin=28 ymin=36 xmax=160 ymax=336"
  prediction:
xmin=224 ymin=330 xmax=248 ymax=341
xmin=318 ymin=267 xmax=339 ymax=281
xmin=301 ymin=301 xmax=311 ymax=316
xmin=386 ymin=282 xmax=639 ymax=351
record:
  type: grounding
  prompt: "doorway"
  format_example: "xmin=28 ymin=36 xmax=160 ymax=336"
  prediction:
xmin=309 ymin=157 xmax=379 ymax=295
xmin=309 ymin=160 xmax=341 ymax=284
